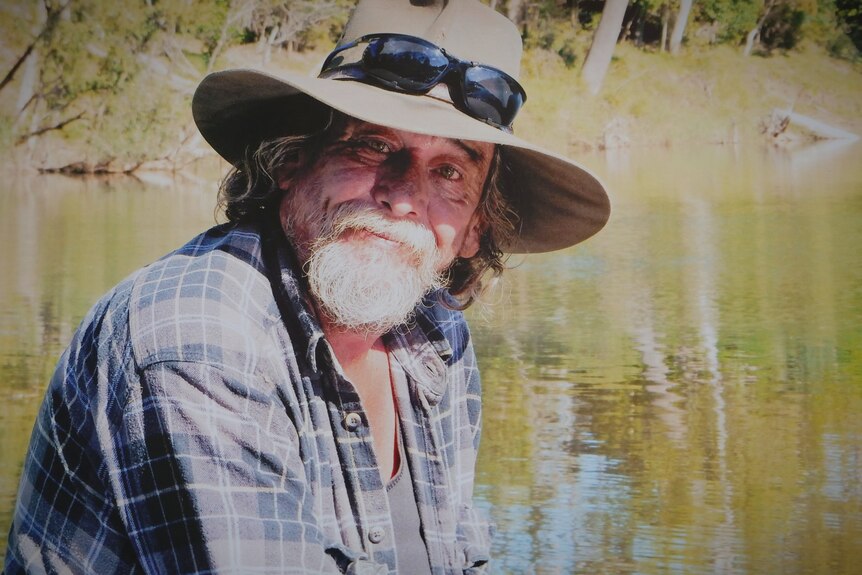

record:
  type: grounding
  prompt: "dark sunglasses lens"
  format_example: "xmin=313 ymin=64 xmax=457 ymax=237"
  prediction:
xmin=463 ymin=66 xmax=524 ymax=127
xmin=363 ymin=37 xmax=449 ymax=91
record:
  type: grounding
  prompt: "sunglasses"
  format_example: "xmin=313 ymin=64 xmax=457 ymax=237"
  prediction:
xmin=319 ymin=33 xmax=526 ymax=132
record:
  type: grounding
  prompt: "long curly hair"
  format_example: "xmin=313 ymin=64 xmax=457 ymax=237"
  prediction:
xmin=217 ymin=111 xmax=519 ymax=308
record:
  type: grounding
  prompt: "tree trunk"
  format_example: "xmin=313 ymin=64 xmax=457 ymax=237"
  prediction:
xmin=743 ymin=27 xmax=759 ymax=56
xmin=15 ymin=48 xmax=39 ymax=116
xmin=660 ymin=2 xmax=670 ymax=52
xmin=743 ymin=0 xmax=776 ymax=57
xmin=581 ymin=0 xmax=629 ymax=95
xmin=208 ymin=0 xmax=254 ymax=74
xmin=669 ymin=0 xmax=693 ymax=54
xmin=262 ymin=23 xmax=280 ymax=66
xmin=507 ymin=0 xmax=524 ymax=28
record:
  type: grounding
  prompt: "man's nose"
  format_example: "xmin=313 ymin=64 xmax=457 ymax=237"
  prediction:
xmin=371 ymin=154 xmax=429 ymax=218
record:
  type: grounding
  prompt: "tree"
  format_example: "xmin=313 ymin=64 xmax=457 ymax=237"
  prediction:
xmin=661 ymin=1 xmax=671 ymax=50
xmin=0 ymin=0 xmax=351 ymax=168
xmin=507 ymin=0 xmax=526 ymax=29
xmin=695 ymin=0 xmax=763 ymax=46
xmin=669 ymin=0 xmax=694 ymax=53
xmin=742 ymin=0 xmax=810 ymax=56
xmin=581 ymin=0 xmax=630 ymax=95
xmin=235 ymin=0 xmax=345 ymax=65
xmin=743 ymin=0 xmax=778 ymax=55
xmin=7 ymin=0 xmax=152 ymax=149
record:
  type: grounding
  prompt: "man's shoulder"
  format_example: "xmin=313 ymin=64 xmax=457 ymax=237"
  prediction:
xmin=131 ymin=222 xmax=271 ymax=305
xmin=126 ymin=223 xmax=282 ymax=368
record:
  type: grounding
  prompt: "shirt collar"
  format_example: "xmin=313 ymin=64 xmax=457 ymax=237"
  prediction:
xmin=384 ymin=296 xmax=457 ymax=408
xmin=261 ymin=216 xmax=327 ymax=373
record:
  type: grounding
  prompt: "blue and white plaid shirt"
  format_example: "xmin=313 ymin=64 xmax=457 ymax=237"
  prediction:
xmin=5 ymin=219 xmax=492 ymax=574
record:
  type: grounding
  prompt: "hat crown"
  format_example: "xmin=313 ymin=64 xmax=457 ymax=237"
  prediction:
xmin=339 ymin=0 xmax=522 ymax=79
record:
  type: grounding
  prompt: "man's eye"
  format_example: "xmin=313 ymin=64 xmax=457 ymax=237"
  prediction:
xmin=437 ymin=165 xmax=462 ymax=181
xmin=363 ymin=139 xmax=390 ymax=153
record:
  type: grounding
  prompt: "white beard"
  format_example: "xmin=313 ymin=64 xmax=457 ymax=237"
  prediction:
xmin=283 ymin=198 xmax=447 ymax=334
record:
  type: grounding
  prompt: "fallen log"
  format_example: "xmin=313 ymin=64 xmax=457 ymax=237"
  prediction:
xmin=771 ymin=108 xmax=859 ymax=141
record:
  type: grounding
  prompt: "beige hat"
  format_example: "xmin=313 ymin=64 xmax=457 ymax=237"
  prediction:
xmin=192 ymin=0 xmax=610 ymax=253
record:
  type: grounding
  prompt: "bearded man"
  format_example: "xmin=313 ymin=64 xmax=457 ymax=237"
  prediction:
xmin=5 ymin=0 xmax=609 ymax=573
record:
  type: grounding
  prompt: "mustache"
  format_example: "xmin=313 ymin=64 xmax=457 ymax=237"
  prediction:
xmin=314 ymin=203 xmax=438 ymax=257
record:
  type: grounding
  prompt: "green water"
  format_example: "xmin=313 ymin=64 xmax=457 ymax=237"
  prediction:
xmin=1 ymin=143 xmax=861 ymax=573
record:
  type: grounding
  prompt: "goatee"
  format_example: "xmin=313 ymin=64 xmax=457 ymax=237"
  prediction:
xmin=284 ymin=201 xmax=447 ymax=335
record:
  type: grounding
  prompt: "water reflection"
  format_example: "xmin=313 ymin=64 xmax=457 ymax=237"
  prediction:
xmin=1 ymin=144 xmax=861 ymax=573
xmin=472 ymin=143 xmax=862 ymax=574
xmin=0 ymin=173 xmax=218 ymax=558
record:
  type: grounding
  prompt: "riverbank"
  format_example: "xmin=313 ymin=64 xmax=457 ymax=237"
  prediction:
xmin=2 ymin=41 xmax=860 ymax=173
xmin=517 ymin=42 xmax=862 ymax=156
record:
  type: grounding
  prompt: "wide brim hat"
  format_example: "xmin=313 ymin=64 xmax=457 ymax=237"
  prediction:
xmin=192 ymin=0 xmax=610 ymax=254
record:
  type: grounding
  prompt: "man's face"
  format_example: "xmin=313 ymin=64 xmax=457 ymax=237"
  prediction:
xmin=278 ymin=117 xmax=494 ymax=333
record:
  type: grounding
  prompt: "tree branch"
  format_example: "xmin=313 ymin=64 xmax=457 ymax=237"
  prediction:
xmin=16 ymin=111 xmax=85 ymax=145
xmin=0 ymin=43 xmax=38 ymax=93
xmin=15 ymin=93 xmax=38 ymax=120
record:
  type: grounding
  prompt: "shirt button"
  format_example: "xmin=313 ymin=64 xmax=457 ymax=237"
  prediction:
xmin=343 ymin=412 xmax=362 ymax=431
xmin=368 ymin=526 xmax=385 ymax=544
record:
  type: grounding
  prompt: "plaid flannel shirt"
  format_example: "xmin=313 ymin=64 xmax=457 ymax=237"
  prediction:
xmin=5 ymin=219 xmax=492 ymax=574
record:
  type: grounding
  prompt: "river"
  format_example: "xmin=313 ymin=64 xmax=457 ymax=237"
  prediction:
xmin=1 ymin=142 xmax=860 ymax=573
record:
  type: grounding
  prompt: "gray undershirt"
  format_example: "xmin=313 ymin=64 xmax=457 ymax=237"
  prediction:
xmin=387 ymin=424 xmax=433 ymax=574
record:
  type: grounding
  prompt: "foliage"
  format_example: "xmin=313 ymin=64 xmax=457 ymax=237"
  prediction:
xmin=0 ymin=0 xmax=353 ymax=167
xmin=625 ymin=0 xmax=666 ymax=47
xmin=696 ymin=0 xmax=762 ymax=44
xmin=835 ymin=0 xmax=862 ymax=51
xmin=39 ymin=1 xmax=145 ymax=111
xmin=760 ymin=1 xmax=808 ymax=51
xmin=523 ymin=17 xmax=585 ymax=67
xmin=0 ymin=0 xmax=860 ymax=168
xmin=512 ymin=0 xmax=855 ymax=56
xmin=237 ymin=0 xmax=352 ymax=50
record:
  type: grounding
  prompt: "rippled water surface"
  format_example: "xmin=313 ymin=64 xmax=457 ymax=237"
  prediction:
xmin=1 ymin=143 xmax=861 ymax=573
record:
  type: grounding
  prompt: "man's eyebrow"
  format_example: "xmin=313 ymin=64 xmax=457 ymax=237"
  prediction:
xmin=454 ymin=139 xmax=487 ymax=164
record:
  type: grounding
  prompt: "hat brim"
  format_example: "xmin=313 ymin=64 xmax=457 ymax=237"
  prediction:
xmin=192 ymin=69 xmax=610 ymax=254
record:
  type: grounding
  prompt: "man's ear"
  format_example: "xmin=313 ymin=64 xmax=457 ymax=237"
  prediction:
xmin=457 ymin=215 xmax=484 ymax=259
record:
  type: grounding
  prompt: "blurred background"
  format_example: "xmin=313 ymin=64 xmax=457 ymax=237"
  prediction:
xmin=1 ymin=1 xmax=861 ymax=573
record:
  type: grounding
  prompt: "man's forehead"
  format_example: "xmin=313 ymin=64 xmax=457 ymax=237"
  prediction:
xmin=336 ymin=117 xmax=493 ymax=164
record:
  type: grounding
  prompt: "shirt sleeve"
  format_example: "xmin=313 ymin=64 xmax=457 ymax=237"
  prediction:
xmin=110 ymin=359 xmax=380 ymax=574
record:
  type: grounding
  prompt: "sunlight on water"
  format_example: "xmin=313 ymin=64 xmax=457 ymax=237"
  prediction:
xmin=1 ymin=143 xmax=861 ymax=572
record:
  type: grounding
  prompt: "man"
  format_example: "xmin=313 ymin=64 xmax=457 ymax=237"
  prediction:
xmin=5 ymin=0 xmax=609 ymax=573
